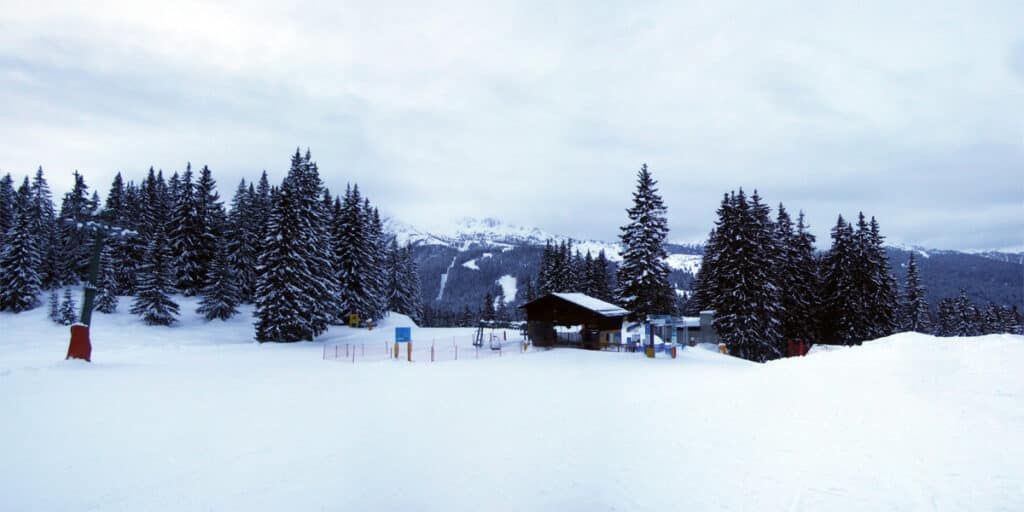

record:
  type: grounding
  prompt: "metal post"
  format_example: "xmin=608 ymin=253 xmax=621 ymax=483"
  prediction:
xmin=78 ymin=232 xmax=106 ymax=326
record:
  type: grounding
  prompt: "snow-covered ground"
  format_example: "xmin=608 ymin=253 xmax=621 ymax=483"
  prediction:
xmin=2 ymin=299 xmax=1022 ymax=511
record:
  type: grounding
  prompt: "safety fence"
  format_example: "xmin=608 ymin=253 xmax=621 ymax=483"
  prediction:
xmin=322 ymin=334 xmax=532 ymax=364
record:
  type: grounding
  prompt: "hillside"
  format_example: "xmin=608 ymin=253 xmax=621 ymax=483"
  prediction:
xmin=394 ymin=217 xmax=1023 ymax=322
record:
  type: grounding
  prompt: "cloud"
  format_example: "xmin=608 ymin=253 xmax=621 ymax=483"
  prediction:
xmin=0 ymin=0 xmax=1021 ymax=250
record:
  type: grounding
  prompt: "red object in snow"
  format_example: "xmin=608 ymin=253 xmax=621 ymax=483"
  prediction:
xmin=67 ymin=324 xmax=92 ymax=362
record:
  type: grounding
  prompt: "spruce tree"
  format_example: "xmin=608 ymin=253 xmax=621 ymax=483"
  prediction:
xmin=59 ymin=287 xmax=78 ymax=325
xmin=900 ymin=253 xmax=929 ymax=332
xmin=254 ymin=150 xmax=332 ymax=341
xmin=592 ymin=250 xmax=613 ymax=302
xmin=865 ymin=216 xmax=899 ymax=338
xmin=789 ymin=212 xmax=820 ymax=342
xmin=0 ymin=178 xmax=42 ymax=312
xmin=226 ymin=179 xmax=258 ymax=302
xmin=56 ymin=170 xmax=96 ymax=285
xmin=94 ymin=244 xmax=119 ymax=314
xmin=821 ymin=215 xmax=859 ymax=344
xmin=0 ymin=173 xmax=14 ymax=246
xmin=29 ymin=166 xmax=58 ymax=289
xmin=952 ymin=289 xmax=979 ymax=336
xmin=615 ymin=164 xmax=674 ymax=320
xmin=197 ymin=245 xmax=240 ymax=321
xmin=131 ymin=171 xmax=179 ymax=326
xmin=170 ymin=164 xmax=204 ymax=295
xmin=335 ymin=184 xmax=374 ymax=323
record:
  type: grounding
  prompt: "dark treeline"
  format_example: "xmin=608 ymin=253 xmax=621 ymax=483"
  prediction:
xmin=0 ymin=149 xmax=423 ymax=342
xmin=532 ymin=240 xmax=615 ymax=303
xmin=691 ymin=188 xmax=1022 ymax=362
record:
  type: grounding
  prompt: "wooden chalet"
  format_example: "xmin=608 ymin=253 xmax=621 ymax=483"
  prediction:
xmin=521 ymin=293 xmax=629 ymax=349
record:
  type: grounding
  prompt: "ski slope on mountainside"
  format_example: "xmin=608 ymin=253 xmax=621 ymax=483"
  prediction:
xmin=1 ymin=299 xmax=1022 ymax=511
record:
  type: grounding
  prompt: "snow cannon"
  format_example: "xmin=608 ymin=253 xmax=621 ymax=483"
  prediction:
xmin=63 ymin=220 xmax=136 ymax=363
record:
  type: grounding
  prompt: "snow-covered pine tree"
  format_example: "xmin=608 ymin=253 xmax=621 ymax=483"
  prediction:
xmin=94 ymin=243 xmax=119 ymax=314
xmin=537 ymin=240 xmax=556 ymax=295
xmin=581 ymin=251 xmax=596 ymax=296
xmin=363 ymin=203 xmax=388 ymax=321
xmin=900 ymin=252 xmax=929 ymax=332
xmin=48 ymin=288 xmax=60 ymax=322
xmin=56 ymin=171 xmax=96 ymax=285
xmin=113 ymin=179 xmax=147 ymax=295
xmin=0 ymin=173 xmax=14 ymax=246
xmin=789 ymin=211 xmax=820 ymax=342
xmin=0 ymin=178 xmax=42 ymax=312
xmin=592 ymin=249 xmax=613 ymax=302
xmin=615 ymin=164 xmax=674 ymax=319
xmin=197 ymin=244 xmax=240 ymax=321
xmin=387 ymin=241 xmax=423 ymax=322
xmin=225 ymin=179 xmax=258 ymax=302
xmin=774 ymin=203 xmax=801 ymax=342
xmin=297 ymin=152 xmax=336 ymax=332
xmin=385 ymin=238 xmax=403 ymax=314
xmin=29 ymin=166 xmax=58 ymax=289
xmin=59 ymin=287 xmax=77 ymax=325
xmin=821 ymin=215 xmax=860 ymax=345
xmin=195 ymin=165 xmax=227 ymax=292
xmin=935 ymin=298 xmax=956 ymax=336
xmin=335 ymin=183 xmax=374 ymax=323
xmin=254 ymin=150 xmax=331 ymax=342
xmin=170 ymin=164 xmax=204 ymax=295
xmin=952 ymin=289 xmax=979 ymax=336
xmin=131 ymin=171 xmax=179 ymax=326
xmin=865 ymin=216 xmax=898 ymax=338
xmin=709 ymin=189 xmax=783 ymax=361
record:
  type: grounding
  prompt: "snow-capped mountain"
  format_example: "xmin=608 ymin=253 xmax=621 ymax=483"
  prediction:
xmin=384 ymin=216 xmax=702 ymax=271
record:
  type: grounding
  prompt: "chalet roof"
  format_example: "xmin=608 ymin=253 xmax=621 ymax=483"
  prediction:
xmin=542 ymin=292 xmax=629 ymax=317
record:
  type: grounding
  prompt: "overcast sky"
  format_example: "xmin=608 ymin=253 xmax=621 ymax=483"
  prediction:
xmin=1 ymin=1 xmax=1022 ymax=251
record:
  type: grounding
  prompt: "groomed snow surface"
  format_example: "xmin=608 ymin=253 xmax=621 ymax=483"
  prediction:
xmin=2 ymin=296 xmax=1023 ymax=511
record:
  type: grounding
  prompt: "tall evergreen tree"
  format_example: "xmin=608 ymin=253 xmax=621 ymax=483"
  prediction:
xmin=226 ymin=179 xmax=258 ymax=302
xmin=615 ymin=164 xmax=674 ymax=319
xmin=0 ymin=178 xmax=42 ymax=312
xmin=29 ymin=166 xmax=58 ymax=289
xmin=254 ymin=150 xmax=332 ymax=341
xmin=0 ymin=173 xmax=14 ymax=246
xmin=335 ymin=184 xmax=374 ymax=323
xmin=197 ymin=245 xmax=240 ymax=321
xmin=865 ymin=216 xmax=899 ymax=338
xmin=900 ymin=253 xmax=930 ymax=332
xmin=56 ymin=170 xmax=96 ymax=284
xmin=170 ymin=164 xmax=204 ymax=295
xmin=706 ymin=189 xmax=783 ymax=361
xmin=131 ymin=171 xmax=179 ymax=326
xmin=94 ymin=243 xmax=119 ymax=314
xmin=821 ymin=215 xmax=860 ymax=344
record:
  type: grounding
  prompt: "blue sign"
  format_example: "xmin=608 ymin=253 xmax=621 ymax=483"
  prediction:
xmin=395 ymin=327 xmax=411 ymax=343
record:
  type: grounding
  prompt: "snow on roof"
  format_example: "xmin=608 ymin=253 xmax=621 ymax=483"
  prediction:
xmin=550 ymin=293 xmax=629 ymax=317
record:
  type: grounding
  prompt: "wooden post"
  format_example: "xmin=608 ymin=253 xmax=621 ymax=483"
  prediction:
xmin=407 ymin=342 xmax=412 ymax=362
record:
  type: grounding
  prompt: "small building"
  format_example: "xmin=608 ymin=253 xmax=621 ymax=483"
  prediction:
xmin=521 ymin=293 xmax=629 ymax=349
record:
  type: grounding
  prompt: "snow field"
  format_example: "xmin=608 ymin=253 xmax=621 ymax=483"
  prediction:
xmin=1 ymin=299 xmax=1022 ymax=511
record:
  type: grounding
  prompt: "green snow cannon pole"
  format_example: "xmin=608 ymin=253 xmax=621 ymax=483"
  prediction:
xmin=66 ymin=230 xmax=105 ymax=362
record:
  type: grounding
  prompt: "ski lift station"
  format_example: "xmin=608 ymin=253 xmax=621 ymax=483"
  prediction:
xmin=522 ymin=292 xmax=719 ymax=350
xmin=522 ymin=293 xmax=629 ymax=349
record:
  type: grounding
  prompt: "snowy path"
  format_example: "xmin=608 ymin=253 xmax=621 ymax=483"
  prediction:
xmin=1 ymin=302 xmax=1022 ymax=511
xmin=436 ymin=255 xmax=457 ymax=300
